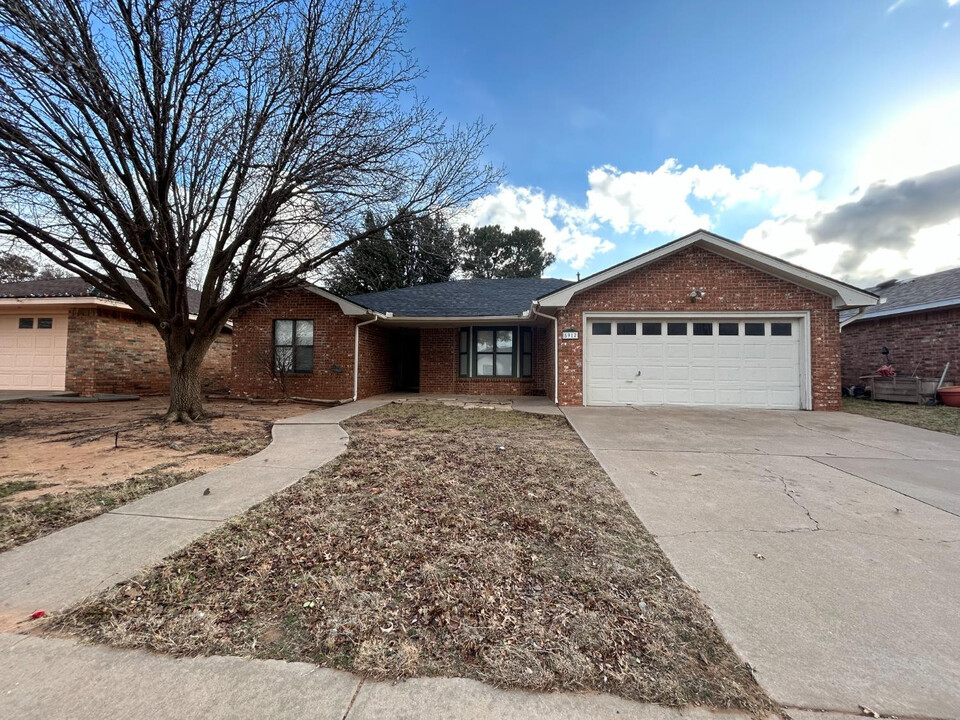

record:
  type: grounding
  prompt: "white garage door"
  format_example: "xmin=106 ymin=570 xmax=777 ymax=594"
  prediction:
xmin=585 ymin=316 xmax=804 ymax=409
xmin=0 ymin=313 xmax=69 ymax=391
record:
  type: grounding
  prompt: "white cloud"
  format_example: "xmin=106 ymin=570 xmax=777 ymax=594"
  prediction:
xmin=459 ymin=185 xmax=613 ymax=271
xmin=584 ymin=160 xmax=822 ymax=236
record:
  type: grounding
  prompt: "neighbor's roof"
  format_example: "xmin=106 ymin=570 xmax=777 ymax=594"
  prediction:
xmin=0 ymin=276 xmax=204 ymax=315
xmin=841 ymin=265 xmax=960 ymax=325
xmin=349 ymin=277 xmax=572 ymax=317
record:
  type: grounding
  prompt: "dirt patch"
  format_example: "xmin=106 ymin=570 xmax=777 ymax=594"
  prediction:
xmin=843 ymin=397 xmax=960 ymax=436
xmin=0 ymin=397 xmax=315 ymax=501
xmin=51 ymin=403 xmax=775 ymax=715
xmin=0 ymin=397 xmax=318 ymax=550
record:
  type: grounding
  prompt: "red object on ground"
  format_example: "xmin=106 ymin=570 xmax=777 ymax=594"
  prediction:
xmin=30 ymin=610 xmax=45 ymax=619
xmin=939 ymin=387 xmax=960 ymax=407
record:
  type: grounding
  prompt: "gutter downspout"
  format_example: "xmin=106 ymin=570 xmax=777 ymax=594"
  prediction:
xmin=353 ymin=314 xmax=379 ymax=401
xmin=532 ymin=302 xmax=559 ymax=405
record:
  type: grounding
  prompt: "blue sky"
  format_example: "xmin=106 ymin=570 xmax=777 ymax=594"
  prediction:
xmin=404 ymin=0 xmax=960 ymax=284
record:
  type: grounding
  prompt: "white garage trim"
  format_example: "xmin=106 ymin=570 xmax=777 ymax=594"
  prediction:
xmin=581 ymin=311 xmax=812 ymax=410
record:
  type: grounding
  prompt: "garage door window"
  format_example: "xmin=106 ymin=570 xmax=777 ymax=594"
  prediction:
xmin=38 ymin=318 xmax=53 ymax=329
xmin=591 ymin=322 xmax=611 ymax=335
xmin=642 ymin=322 xmax=662 ymax=335
xmin=18 ymin=318 xmax=33 ymax=329
xmin=744 ymin=322 xmax=765 ymax=336
xmin=616 ymin=322 xmax=636 ymax=335
xmin=718 ymin=322 xmax=739 ymax=336
xmin=667 ymin=322 xmax=687 ymax=335
xmin=771 ymin=322 xmax=792 ymax=336
xmin=692 ymin=322 xmax=713 ymax=336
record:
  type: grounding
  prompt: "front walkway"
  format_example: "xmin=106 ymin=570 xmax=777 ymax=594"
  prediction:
xmin=0 ymin=397 xmax=389 ymax=629
xmin=564 ymin=405 xmax=960 ymax=720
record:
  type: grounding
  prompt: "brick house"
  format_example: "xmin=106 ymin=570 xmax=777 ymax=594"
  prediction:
xmin=840 ymin=266 xmax=960 ymax=387
xmin=231 ymin=231 xmax=877 ymax=410
xmin=0 ymin=277 xmax=231 ymax=395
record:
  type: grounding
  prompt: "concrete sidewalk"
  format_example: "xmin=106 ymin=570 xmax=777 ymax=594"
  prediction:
xmin=0 ymin=397 xmax=389 ymax=628
xmin=0 ymin=632 xmax=757 ymax=720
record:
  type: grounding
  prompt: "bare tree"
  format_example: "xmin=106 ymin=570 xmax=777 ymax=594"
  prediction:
xmin=0 ymin=0 xmax=499 ymax=420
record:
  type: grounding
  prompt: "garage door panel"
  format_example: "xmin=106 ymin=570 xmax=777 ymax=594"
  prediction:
xmin=0 ymin=313 xmax=68 ymax=391
xmin=586 ymin=316 xmax=803 ymax=409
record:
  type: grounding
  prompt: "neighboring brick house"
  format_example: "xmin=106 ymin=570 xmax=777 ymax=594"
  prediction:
xmin=840 ymin=267 xmax=960 ymax=388
xmin=0 ymin=278 xmax=231 ymax=395
xmin=231 ymin=230 xmax=877 ymax=410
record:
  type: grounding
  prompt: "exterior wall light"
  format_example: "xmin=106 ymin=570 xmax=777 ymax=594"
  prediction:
xmin=689 ymin=288 xmax=706 ymax=302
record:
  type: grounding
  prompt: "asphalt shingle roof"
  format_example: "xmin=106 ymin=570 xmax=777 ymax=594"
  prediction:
xmin=842 ymin=266 xmax=960 ymax=323
xmin=0 ymin=277 xmax=204 ymax=314
xmin=349 ymin=277 xmax=573 ymax=317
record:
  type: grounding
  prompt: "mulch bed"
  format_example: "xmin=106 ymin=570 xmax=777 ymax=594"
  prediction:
xmin=50 ymin=402 xmax=774 ymax=715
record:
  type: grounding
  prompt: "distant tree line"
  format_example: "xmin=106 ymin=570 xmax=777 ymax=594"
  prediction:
xmin=326 ymin=212 xmax=556 ymax=296
xmin=0 ymin=252 xmax=69 ymax=283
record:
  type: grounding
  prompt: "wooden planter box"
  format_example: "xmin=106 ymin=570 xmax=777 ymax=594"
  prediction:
xmin=863 ymin=375 xmax=948 ymax=405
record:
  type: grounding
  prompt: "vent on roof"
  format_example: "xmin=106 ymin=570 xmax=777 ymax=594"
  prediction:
xmin=875 ymin=279 xmax=899 ymax=290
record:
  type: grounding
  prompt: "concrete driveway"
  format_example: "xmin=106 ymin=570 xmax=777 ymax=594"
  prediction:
xmin=564 ymin=406 xmax=960 ymax=719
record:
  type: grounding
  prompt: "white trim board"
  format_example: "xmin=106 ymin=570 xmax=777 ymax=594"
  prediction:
xmin=580 ymin=310 xmax=813 ymax=410
xmin=538 ymin=230 xmax=878 ymax=311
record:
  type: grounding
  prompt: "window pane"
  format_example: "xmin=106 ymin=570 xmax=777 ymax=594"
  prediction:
xmin=496 ymin=329 xmax=514 ymax=351
xmin=718 ymin=322 xmax=739 ymax=336
xmin=459 ymin=329 xmax=469 ymax=353
xmin=771 ymin=322 xmax=792 ymax=336
xmin=37 ymin=318 xmax=53 ymax=329
xmin=18 ymin=318 xmax=33 ymax=329
xmin=667 ymin=322 xmax=687 ymax=336
xmin=476 ymin=330 xmax=494 ymax=353
xmin=617 ymin=322 xmax=637 ymax=335
xmin=592 ymin=322 xmax=611 ymax=335
xmin=521 ymin=355 xmax=532 ymax=377
xmin=521 ymin=328 xmax=532 ymax=352
xmin=476 ymin=354 xmax=494 ymax=376
xmin=642 ymin=322 xmax=662 ymax=335
xmin=495 ymin=354 xmax=513 ymax=376
xmin=294 ymin=346 xmax=314 ymax=372
xmin=295 ymin=320 xmax=314 ymax=345
xmin=744 ymin=322 xmax=765 ymax=336
xmin=459 ymin=355 xmax=469 ymax=377
xmin=274 ymin=346 xmax=293 ymax=372
xmin=693 ymin=322 xmax=713 ymax=336
xmin=274 ymin=320 xmax=293 ymax=345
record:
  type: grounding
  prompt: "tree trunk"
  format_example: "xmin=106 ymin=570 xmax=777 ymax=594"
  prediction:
xmin=164 ymin=338 xmax=209 ymax=423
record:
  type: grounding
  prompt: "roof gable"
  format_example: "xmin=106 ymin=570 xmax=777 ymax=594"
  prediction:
xmin=535 ymin=230 xmax=879 ymax=311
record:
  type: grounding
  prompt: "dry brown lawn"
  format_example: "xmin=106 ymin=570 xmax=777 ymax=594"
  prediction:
xmin=0 ymin=397 xmax=317 ymax=550
xmin=52 ymin=403 xmax=774 ymax=714
xmin=843 ymin=397 xmax=960 ymax=436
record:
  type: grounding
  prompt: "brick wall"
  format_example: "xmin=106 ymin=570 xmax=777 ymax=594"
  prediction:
xmin=357 ymin=322 xmax=395 ymax=398
xmin=841 ymin=307 xmax=960 ymax=386
xmin=230 ymin=289 xmax=358 ymax=400
xmin=419 ymin=326 xmax=548 ymax=396
xmin=65 ymin=308 xmax=231 ymax=395
xmin=554 ymin=245 xmax=842 ymax=410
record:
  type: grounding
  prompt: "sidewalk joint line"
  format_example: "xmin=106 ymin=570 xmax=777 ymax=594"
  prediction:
xmin=341 ymin=678 xmax=364 ymax=719
xmin=107 ymin=510 xmax=223 ymax=523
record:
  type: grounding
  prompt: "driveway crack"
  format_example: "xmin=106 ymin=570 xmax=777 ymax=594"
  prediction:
xmin=789 ymin=415 xmax=913 ymax=459
xmin=772 ymin=473 xmax=821 ymax=531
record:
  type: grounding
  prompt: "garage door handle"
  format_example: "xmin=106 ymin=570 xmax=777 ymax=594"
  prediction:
xmin=636 ymin=370 xmax=642 ymax=376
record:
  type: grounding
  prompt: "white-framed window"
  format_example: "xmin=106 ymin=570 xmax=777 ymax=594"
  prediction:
xmin=273 ymin=319 xmax=314 ymax=373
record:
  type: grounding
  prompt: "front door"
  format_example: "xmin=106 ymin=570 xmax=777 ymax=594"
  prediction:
xmin=394 ymin=329 xmax=420 ymax=392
